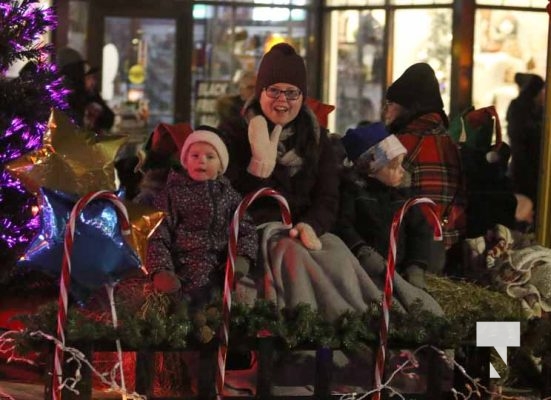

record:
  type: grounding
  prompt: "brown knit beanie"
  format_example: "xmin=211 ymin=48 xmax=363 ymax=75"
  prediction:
xmin=255 ymin=43 xmax=307 ymax=99
xmin=386 ymin=63 xmax=444 ymax=112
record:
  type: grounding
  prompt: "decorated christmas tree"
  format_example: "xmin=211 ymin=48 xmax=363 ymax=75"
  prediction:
xmin=0 ymin=0 xmax=68 ymax=282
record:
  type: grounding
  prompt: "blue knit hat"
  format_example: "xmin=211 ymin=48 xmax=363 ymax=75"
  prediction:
xmin=342 ymin=122 xmax=406 ymax=170
xmin=342 ymin=122 xmax=390 ymax=161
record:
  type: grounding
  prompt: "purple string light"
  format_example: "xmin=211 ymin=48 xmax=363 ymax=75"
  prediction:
xmin=1 ymin=0 xmax=67 ymax=255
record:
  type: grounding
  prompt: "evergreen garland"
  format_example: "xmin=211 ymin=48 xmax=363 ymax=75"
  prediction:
xmin=7 ymin=273 xmax=531 ymax=358
xmin=10 ymin=295 xmax=486 ymax=353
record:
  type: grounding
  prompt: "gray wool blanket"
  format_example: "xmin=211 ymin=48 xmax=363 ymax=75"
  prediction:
xmin=246 ymin=222 xmax=444 ymax=321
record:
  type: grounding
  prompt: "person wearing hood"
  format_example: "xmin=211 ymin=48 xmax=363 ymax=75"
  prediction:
xmin=335 ymin=122 xmax=441 ymax=289
xmin=382 ymin=62 xmax=466 ymax=272
xmin=506 ymin=73 xmax=545 ymax=207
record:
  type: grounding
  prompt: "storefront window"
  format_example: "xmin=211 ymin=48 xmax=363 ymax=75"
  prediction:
xmin=392 ymin=8 xmax=452 ymax=113
xmin=390 ymin=0 xmax=451 ymax=4
xmin=325 ymin=7 xmax=452 ymax=135
xmin=67 ymin=0 xmax=88 ymax=57
xmin=472 ymin=8 xmax=548 ymax=138
xmin=205 ymin=0 xmax=311 ymax=4
xmin=192 ymin=3 xmax=309 ymax=127
xmin=326 ymin=0 xmax=385 ymax=5
xmin=326 ymin=0 xmax=451 ymax=5
xmin=325 ymin=9 xmax=386 ymax=134
xmin=476 ymin=0 xmax=546 ymax=6
xmin=104 ymin=17 xmax=177 ymax=131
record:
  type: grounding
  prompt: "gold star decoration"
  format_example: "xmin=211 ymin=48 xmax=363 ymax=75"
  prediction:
xmin=6 ymin=109 xmax=128 ymax=196
xmin=124 ymin=200 xmax=165 ymax=268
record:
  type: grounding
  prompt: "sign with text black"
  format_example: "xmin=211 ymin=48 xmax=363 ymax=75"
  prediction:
xmin=194 ymin=79 xmax=231 ymax=128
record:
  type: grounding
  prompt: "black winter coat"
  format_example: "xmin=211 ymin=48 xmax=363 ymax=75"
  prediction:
xmin=335 ymin=175 xmax=433 ymax=271
xmin=506 ymin=88 xmax=544 ymax=204
xmin=223 ymin=102 xmax=340 ymax=236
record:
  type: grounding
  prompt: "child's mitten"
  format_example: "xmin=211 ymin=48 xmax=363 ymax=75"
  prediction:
xmin=356 ymin=246 xmax=386 ymax=276
xmin=404 ymin=264 xmax=426 ymax=289
xmin=289 ymin=222 xmax=322 ymax=250
xmin=234 ymin=256 xmax=251 ymax=279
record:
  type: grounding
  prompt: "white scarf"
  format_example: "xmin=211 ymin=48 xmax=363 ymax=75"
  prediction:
xmin=277 ymin=127 xmax=303 ymax=176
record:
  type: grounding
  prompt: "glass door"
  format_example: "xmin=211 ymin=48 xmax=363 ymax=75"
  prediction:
xmin=191 ymin=3 xmax=310 ymax=128
xmin=103 ymin=17 xmax=177 ymax=135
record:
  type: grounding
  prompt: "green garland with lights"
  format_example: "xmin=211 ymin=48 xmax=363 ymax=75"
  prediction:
xmin=12 ymin=274 xmax=528 ymax=354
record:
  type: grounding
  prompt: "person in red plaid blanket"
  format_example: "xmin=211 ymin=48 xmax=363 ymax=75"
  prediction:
xmin=383 ymin=62 xmax=466 ymax=273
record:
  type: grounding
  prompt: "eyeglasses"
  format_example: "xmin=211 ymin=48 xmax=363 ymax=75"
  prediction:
xmin=264 ymin=86 xmax=302 ymax=101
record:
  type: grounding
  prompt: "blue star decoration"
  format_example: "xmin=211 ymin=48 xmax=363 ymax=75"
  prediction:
xmin=18 ymin=187 xmax=143 ymax=301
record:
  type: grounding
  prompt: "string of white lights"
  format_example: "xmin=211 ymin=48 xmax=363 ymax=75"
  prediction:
xmin=0 ymin=329 xmax=145 ymax=400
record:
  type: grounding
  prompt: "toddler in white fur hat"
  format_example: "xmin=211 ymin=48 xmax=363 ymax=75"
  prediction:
xmin=335 ymin=122 xmax=442 ymax=290
xmin=145 ymin=126 xmax=258 ymax=313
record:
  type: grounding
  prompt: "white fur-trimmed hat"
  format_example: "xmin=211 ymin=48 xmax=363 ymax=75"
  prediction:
xmin=180 ymin=128 xmax=229 ymax=173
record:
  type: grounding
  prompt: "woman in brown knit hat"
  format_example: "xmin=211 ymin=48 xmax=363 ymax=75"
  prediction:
xmin=222 ymin=44 xmax=443 ymax=321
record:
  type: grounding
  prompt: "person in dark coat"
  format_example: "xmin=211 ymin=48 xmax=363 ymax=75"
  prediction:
xmin=56 ymin=47 xmax=87 ymax=126
xmin=506 ymin=73 xmax=545 ymax=206
xmin=223 ymin=43 xmax=405 ymax=321
xmin=217 ymin=70 xmax=256 ymax=134
xmin=221 ymin=44 xmax=444 ymax=321
xmin=383 ymin=62 xmax=466 ymax=273
xmin=83 ymin=63 xmax=115 ymax=134
xmin=146 ymin=127 xmax=258 ymax=309
xmin=335 ymin=122 xmax=436 ymax=289
xmin=131 ymin=122 xmax=194 ymax=204
xmin=448 ymin=106 xmax=534 ymax=237
xmin=224 ymin=43 xmax=339 ymax=245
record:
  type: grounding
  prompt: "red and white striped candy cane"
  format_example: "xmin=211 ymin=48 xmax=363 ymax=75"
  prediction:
xmin=372 ymin=197 xmax=442 ymax=399
xmin=52 ymin=190 xmax=131 ymax=400
xmin=216 ymin=188 xmax=292 ymax=399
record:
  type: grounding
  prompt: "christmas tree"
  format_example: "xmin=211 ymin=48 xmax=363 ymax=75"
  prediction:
xmin=0 ymin=0 xmax=68 ymax=282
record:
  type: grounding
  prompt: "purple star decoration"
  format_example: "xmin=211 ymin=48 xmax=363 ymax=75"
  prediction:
xmin=0 ymin=0 xmax=68 ymax=272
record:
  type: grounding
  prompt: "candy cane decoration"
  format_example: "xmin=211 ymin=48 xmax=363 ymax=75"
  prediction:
xmin=52 ymin=190 xmax=131 ymax=400
xmin=372 ymin=197 xmax=442 ymax=400
xmin=216 ymin=188 xmax=292 ymax=399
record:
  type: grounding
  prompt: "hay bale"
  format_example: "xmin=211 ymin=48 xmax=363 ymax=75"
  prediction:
xmin=426 ymin=274 xmax=526 ymax=339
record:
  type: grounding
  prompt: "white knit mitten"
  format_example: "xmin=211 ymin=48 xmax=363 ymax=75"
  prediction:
xmin=247 ymin=115 xmax=282 ymax=178
xmin=289 ymin=222 xmax=322 ymax=250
